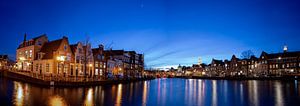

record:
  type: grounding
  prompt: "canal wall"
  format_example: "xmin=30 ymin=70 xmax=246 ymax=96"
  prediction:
xmin=176 ymin=76 xmax=300 ymax=80
xmin=1 ymin=70 xmax=155 ymax=87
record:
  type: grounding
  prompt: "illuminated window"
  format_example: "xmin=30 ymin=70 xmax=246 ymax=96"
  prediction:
xmin=46 ymin=64 xmax=50 ymax=73
xmin=282 ymin=64 xmax=285 ymax=68
xmin=100 ymin=69 xmax=103 ymax=76
xmin=25 ymin=50 xmax=28 ymax=58
xmin=29 ymin=50 xmax=32 ymax=57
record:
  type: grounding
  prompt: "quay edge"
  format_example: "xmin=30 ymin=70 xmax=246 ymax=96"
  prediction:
xmin=0 ymin=70 xmax=155 ymax=87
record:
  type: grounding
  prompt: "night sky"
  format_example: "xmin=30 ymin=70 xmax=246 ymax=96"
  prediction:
xmin=0 ymin=0 xmax=300 ymax=69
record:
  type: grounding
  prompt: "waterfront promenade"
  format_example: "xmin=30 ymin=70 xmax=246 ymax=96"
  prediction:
xmin=0 ymin=70 xmax=154 ymax=87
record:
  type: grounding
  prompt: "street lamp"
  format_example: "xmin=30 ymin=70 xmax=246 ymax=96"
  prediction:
xmin=89 ymin=64 xmax=93 ymax=77
xmin=19 ymin=57 xmax=25 ymax=70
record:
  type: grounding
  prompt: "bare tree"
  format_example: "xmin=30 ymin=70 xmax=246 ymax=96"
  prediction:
xmin=241 ymin=50 xmax=254 ymax=59
xmin=83 ymin=36 xmax=91 ymax=78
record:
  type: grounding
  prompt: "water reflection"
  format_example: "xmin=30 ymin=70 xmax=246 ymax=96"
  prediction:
xmin=248 ymin=80 xmax=259 ymax=106
xmin=142 ymin=81 xmax=149 ymax=106
xmin=1 ymin=78 xmax=300 ymax=106
xmin=275 ymin=81 xmax=284 ymax=106
xmin=48 ymin=95 xmax=67 ymax=106
xmin=115 ymin=84 xmax=122 ymax=106
xmin=84 ymin=88 xmax=94 ymax=106
xmin=13 ymin=82 xmax=24 ymax=106
xmin=212 ymin=80 xmax=217 ymax=106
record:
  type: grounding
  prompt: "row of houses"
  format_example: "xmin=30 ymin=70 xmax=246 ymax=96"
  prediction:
xmin=16 ymin=34 xmax=144 ymax=78
xmin=179 ymin=46 xmax=300 ymax=77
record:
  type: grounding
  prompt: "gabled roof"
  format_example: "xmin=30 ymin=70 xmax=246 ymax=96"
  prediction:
xmin=231 ymin=55 xmax=241 ymax=61
xmin=70 ymin=44 xmax=78 ymax=55
xmin=39 ymin=39 xmax=63 ymax=59
xmin=18 ymin=34 xmax=48 ymax=49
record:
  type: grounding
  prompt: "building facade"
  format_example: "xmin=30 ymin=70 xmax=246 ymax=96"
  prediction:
xmin=15 ymin=34 xmax=144 ymax=79
xmin=16 ymin=34 xmax=48 ymax=71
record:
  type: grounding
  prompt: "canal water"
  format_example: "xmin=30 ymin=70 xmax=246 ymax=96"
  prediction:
xmin=0 ymin=77 xmax=300 ymax=106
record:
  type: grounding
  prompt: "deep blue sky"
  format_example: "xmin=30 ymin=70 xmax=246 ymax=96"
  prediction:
xmin=1 ymin=0 xmax=300 ymax=68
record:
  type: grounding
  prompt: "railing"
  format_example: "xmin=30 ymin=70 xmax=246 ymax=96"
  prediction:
xmin=7 ymin=69 xmax=152 ymax=82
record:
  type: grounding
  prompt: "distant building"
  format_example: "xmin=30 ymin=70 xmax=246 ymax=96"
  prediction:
xmin=0 ymin=55 xmax=10 ymax=70
xmin=258 ymin=46 xmax=300 ymax=76
xmin=92 ymin=44 xmax=106 ymax=77
xmin=209 ymin=59 xmax=225 ymax=76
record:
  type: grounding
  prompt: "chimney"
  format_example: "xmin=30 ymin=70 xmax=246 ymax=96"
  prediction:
xmin=99 ymin=44 xmax=104 ymax=50
xmin=23 ymin=33 xmax=27 ymax=42
xmin=62 ymin=36 xmax=68 ymax=39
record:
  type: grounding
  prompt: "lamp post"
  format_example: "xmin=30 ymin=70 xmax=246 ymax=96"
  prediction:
xmin=19 ymin=57 xmax=26 ymax=71
xmin=89 ymin=64 xmax=93 ymax=78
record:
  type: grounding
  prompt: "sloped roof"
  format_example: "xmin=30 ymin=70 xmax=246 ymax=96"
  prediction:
xmin=266 ymin=51 xmax=300 ymax=59
xmin=32 ymin=34 xmax=47 ymax=42
xmin=212 ymin=59 xmax=224 ymax=65
xmin=70 ymin=44 xmax=78 ymax=55
xmin=104 ymin=50 xmax=124 ymax=56
xmin=39 ymin=39 xmax=63 ymax=59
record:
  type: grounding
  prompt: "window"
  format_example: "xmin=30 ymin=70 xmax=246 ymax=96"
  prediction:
xmin=95 ymin=61 xmax=99 ymax=67
xmin=35 ymin=64 xmax=38 ymax=72
xmin=39 ymin=64 xmax=42 ymax=72
xmin=38 ymin=41 xmax=42 ymax=46
xmin=282 ymin=64 xmax=285 ymax=68
xmin=287 ymin=64 xmax=289 ymax=68
xmin=25 ymin=50 xmax=28 ymax=58
xmin=95 ymin=69 xmax=99 ymax=75
xmin=64 ymin=45 xmax=67 ymax=51
xmin=100 ymin=69 xmax=103 ymax=76
xmin=46 ymin=64 xmax=50 ymax=73
xmin=29 ymin=50 xmax=32 ymax=58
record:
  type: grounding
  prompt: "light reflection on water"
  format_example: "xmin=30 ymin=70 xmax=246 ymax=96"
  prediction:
xmin=13 ymin=82 xmax=24 ymax=106
xmin=212 ymin=80 xmax=217 ymax=106
xmin=84 ymin=88 xmax=94 ymax=106
xmin=48 ymin=95 xmax=67 ymax=106
xmin=115 ymin=84 xmax=122 ymax=106
xmin=275 ymin=81 xmax=284 ymax=106
xmin=1 ymin=78 xmax=300 ymax=106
